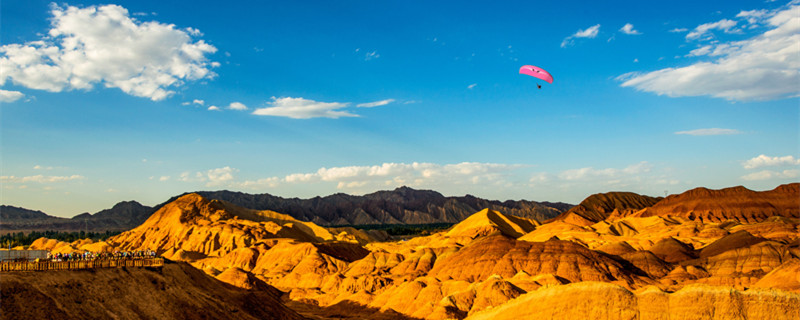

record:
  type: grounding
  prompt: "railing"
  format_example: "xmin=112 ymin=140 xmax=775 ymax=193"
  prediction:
xmin=0 ymin=258 xmax=164 ymax=272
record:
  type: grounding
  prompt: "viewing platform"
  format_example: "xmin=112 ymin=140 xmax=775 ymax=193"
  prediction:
xmin=0 ymin=258 xmax=164 ymax=272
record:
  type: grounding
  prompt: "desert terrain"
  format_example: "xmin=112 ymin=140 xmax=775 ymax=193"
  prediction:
xmin=3 ymin=183 xmax=799 ymax=319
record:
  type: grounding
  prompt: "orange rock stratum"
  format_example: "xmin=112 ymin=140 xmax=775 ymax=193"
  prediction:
xmin=16 ymin=183 xmax=800 ymax=319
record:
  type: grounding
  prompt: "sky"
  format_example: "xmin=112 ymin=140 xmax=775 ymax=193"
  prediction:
xmin=1 ymin=0 xmax=798 ymax=217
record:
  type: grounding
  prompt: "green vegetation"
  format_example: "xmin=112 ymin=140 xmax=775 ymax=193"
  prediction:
xmin=0 ymin=230 xmax=122 ymax=248
xmin=334 ymin=223 xmax=455 ymax=236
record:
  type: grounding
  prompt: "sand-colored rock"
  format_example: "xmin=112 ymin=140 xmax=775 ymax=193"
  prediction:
xmin=445 ymin=208 xmax=538 ymax=239
xmin=1 ymin=261 xmax=305 ymax=320
xmin=751 ymin=258 xmax=800 ymax=292
xmin=649 ymin=237 xmax=697 ymax=263
xmin=467 ymin=282 xmax=800 ymax=320
xmin=698 ymin=230 xmax=766 ymax=258
xmin=428 ymin=235 xmax=644 ymax=287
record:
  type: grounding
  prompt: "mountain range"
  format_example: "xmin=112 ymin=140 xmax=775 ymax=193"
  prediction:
xmin=16 ymin=182 xmax=799 ymax=319
xmin=0 ymin=186 xmax=571 ymax=232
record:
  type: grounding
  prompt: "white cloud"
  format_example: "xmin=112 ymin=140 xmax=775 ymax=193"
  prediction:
xmin=159 ymin=176 xmax=170 ymax=181
xmin=193 ymin=99 xmax=205 ymax=105
xmin=557 ymin=162 xmax=652 ymax=181
xmin=675 ymin=128 xmax=742 ymax=135
xmin=208 ymin=105 xmax=220 ymax=111
xmin=227 ymin=102 xmax=247 ymax=110
xmin=620 ymin=23 xmax=641 ymax=35
xmin=736 ymin=9 xmax=770 ymax=25
xmin=0 ymin=89 xmax=24 ymax=102
xmin=741 ymin=169 xmax=799 ymax=180
xmin=619 ymin=4 xmax=800 ymax=101
xmin=669 ymin=28 xmax=689 ymax=33
xmin=561 ymin=24 xmax=601 ymax=48
xmin=252 ymin=96 xmax=357 ymax=119
xmin=365 ymin=51 xmax=380 ymax=60
xmin=356 ymin=99 xmax=395 ymax=108
xmin=742 ymin=154 xmax=800 ymax=169
xmin=202 ymin=166 xmax=237 ymax=186
xmin=0 ymin=4 xmax=217 ymax=101
xmin=33 ymin=165 xmax=54 ymax=170
xmin=686 ymin=19 xmax=738 ymax=40
xmin=467 ymin=83 xmax=477 ymax=89
xmin=1 ymin=174 xmax=84 ymax=183
xmin=229 ymin=162 xmax=522 ymax=192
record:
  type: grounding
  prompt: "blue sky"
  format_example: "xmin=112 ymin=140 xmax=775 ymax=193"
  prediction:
xmin=2 ymin=0 xmax=798 ymax=217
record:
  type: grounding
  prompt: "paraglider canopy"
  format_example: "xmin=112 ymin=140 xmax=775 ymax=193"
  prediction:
xmin=519 ymin=65 xmax=553 ymax=84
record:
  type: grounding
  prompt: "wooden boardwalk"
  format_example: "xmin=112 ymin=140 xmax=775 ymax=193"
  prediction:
xmin=0 ymin=258 xmax=164 ymax=272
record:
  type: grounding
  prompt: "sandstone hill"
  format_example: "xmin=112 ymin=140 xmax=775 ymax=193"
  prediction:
xmin=466 ymin=282 xmax=799 ymax=320
xmin=550 ymin=191 xmax=662 ymax=226
xmin=162 ymin=186 xmax=568 ymax=226
xmin=0 ymin=260 xmax=305 ymax=320
xmin=637 ymin=183 xmax=800 ymax=222
xmin=19 ymin=183 xmax=800 ymax=320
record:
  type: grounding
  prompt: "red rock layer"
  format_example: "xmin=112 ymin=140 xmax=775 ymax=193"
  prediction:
xmin=551 ymin=192 xmax=662 ymax=225
xmin=639 ymin=183 xmax=799 ymax=223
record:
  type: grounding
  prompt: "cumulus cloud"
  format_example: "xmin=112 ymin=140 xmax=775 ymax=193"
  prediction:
xmin=207 ymin=106 xmax=220 ymax=111
xmin=227 ymin=102 xmax=248 ymax=110
xmin=620 ymin=23 xmax=641 ymax=35
xmin=1 ymin=174 xmax=84 ymax=183
xmin=0 ymin=89 xmax=24 ymax=102
xmin=561 ymin=24 xmax=601 ymax=48
xmin=619 ymin=4 xmax=800 ymax=101
xmin=737 ymin=9 xmax=770 ymax=25
xmin=675 ymin=128 xmax=742 ymax=135
xmin=252 ymin=97 xmax=357 ymax=119
xmin=557 ymin=161 xmax=652 ymax=181
xmin=741 ymin=169 xmax=799 ymax=180
xmin=686 ymin=19 xmax=738 ymax=40
xmin=202 ymin=166 xmax=237 ymax=186
xmin=0 ymin=4 xmax=217 ymax=101
xmin=742 ymin=154 xmax=800 ymax=169
xmin=467 ymin=83 xmax=477 ymax=89
xmin=183 ymin=162 xmax=524 ymax=192
xmin=356 ymin=99 xmax=395 ymax=108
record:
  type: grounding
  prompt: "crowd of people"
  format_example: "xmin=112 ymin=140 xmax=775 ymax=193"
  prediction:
xmin=46 ymin=250 xmax=158 ymax=262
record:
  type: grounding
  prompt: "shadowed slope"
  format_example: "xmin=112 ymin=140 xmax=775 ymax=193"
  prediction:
xmin=551 ymin=192 xmax=661 ymax=226
xmin=0 ymin=260 xmax=305 ymax=320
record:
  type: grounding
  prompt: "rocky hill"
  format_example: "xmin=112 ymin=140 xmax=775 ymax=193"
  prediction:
xmin=160 ymin=186 xmax=568 ymax=226
xmin=0 ymin=260 xmax=305 ymax=320
xmin=2 ymin=187 xmax=568 ymax=233
xmin=16 ymin=183 xmax=800 ymax=320
xmin=637 ymin=183 xmax=800 ymax=222
xmin=550 ymin=183 xmax=799 ymax=226
xmin=550 ymin=191 xmax=662 ymax=225
xmin=0 ymin=202 xmax=152 ymax=232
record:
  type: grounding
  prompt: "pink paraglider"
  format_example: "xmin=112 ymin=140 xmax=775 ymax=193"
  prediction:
xmin=519 ymin=65 xmax=553 ymax=84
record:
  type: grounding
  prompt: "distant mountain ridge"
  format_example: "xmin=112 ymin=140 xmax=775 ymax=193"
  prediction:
xmin=1 ymin=187 xmax=571 ymax=231
xmin=0 ymin=202 xmax=152 ymax=232
xmin=158 ymin=186 xmax=570 ymax=226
